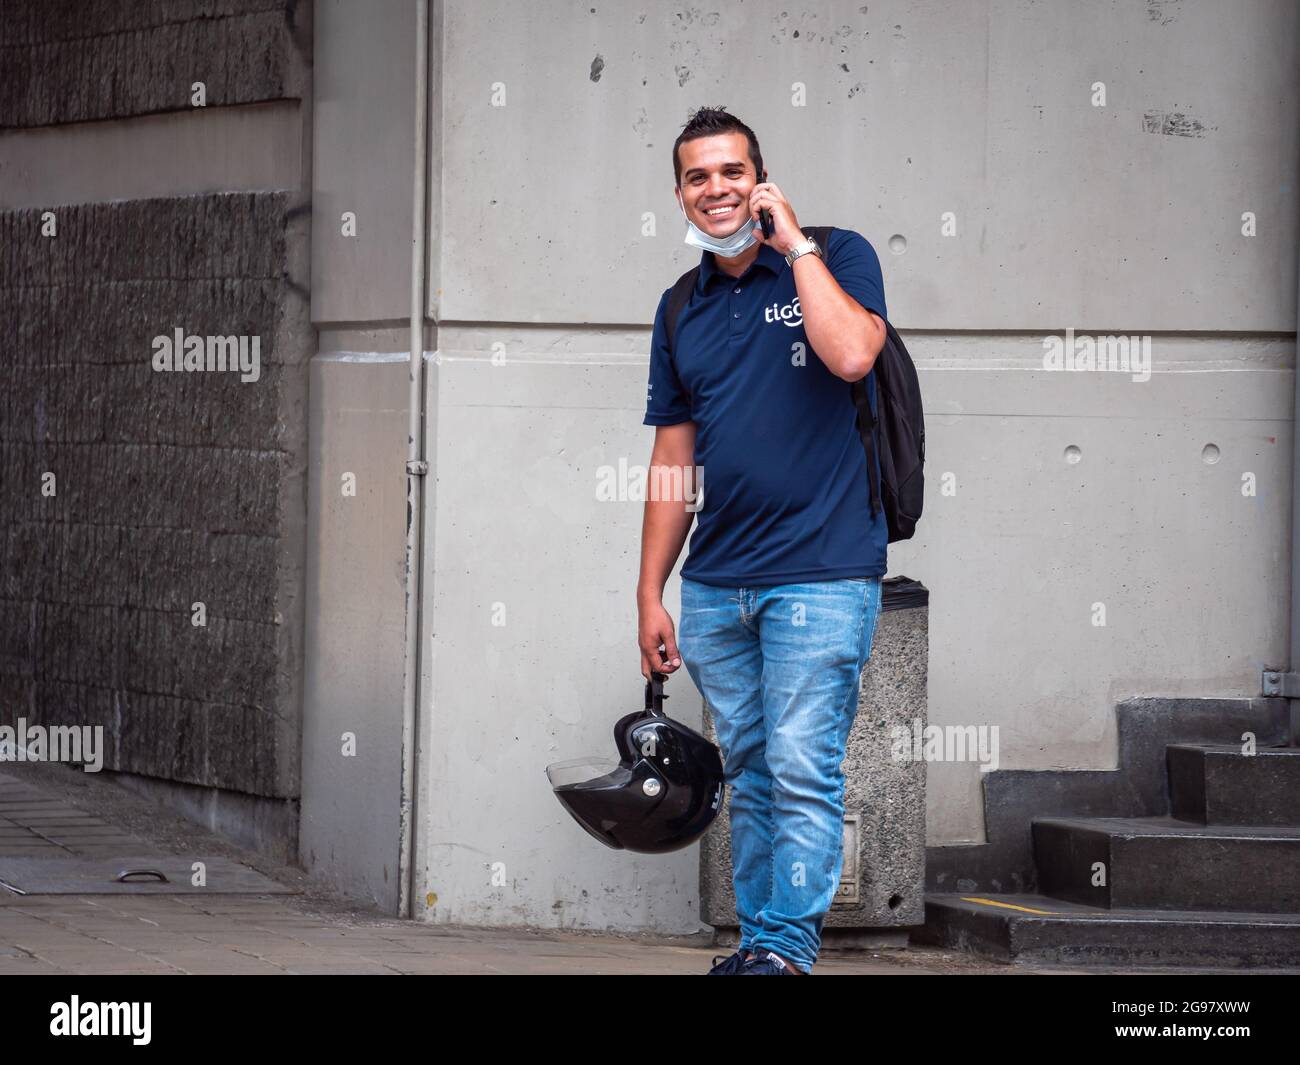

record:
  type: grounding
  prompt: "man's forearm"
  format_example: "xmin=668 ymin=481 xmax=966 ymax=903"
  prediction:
xmin=792 ymin=253 xmax=885 ymax=381
xmin=637 ymin=476 xmax=695 ymax=605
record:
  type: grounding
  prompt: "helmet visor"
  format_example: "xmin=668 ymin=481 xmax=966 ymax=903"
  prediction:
xmin=545 ymin=756 xmax=628 ymax=791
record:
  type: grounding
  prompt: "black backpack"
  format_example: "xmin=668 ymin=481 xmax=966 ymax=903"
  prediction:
xmin=664 ymin=225 xmax=925 ymax=542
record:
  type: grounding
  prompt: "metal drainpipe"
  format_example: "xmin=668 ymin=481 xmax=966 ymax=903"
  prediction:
xmin=398 ymin=0 xmax=430 ymax=919
xmin=1268 ymin=212 xmax=1300 ymax=745
xmin=1291 ymin=226 xmax=1300 ymax=747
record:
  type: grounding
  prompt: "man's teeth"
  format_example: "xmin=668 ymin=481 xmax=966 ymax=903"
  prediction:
xmin=707 ymin=205 xmax=736 ymax=215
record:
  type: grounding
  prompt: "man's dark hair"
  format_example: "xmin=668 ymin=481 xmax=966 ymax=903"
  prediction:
xmin=672 ymin=106 xmax=764 ymax=188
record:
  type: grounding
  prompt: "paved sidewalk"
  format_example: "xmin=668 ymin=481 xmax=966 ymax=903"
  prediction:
xmin=0 ymin=761 xmax=1181 ymax=976
xmin=0 ymin=893 xmax=1027 ymax=975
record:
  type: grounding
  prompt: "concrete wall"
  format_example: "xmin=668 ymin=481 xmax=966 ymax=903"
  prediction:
xmin=299 ymin=0 xmax=424 ymax=912
xmin=409 ymin=0 xmax=1298 ymax=929
xmin=299 ymin=344 xmax=410 ymax=906
xmin=0 ymin=0 xmax=314 ymax=862
xmin=6 ymin=0 xmax=1294 ymax=931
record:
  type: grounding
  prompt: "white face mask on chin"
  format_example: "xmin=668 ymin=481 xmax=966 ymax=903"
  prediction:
xmin=676 ymin=190 xmax=758 ymax=257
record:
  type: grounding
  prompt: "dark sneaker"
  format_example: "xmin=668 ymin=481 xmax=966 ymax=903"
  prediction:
xmin=707 ymin=949 xmax=750 ymax=975
xmin=740 ymin=949 xmax=799 ymax=975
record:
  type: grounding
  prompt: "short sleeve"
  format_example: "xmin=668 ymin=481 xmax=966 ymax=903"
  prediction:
xmin=643 ymin=287 xmax=693 ymax=426
xmin=826 ymin=228 xmax=887 ymax=322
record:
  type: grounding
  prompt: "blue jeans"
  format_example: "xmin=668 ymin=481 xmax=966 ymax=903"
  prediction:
xmin=677 ymin=576 xmax=883 ymax=974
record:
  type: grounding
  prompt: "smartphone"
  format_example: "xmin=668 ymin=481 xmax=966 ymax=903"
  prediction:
xmin=755 ymin=156 xmax=773 ymax=239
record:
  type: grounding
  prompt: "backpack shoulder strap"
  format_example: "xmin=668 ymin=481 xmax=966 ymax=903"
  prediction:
xmin=805 ymin=225 xmax=833 ymax=252
xmin=664 ymin=267 xmax=701 ymax=357
xmin=807 ymin=225 xmax=882 ymax=517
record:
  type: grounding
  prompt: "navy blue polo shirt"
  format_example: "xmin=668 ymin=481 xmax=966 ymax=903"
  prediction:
xmin=643 ymin=227 xmax=889 ymax=588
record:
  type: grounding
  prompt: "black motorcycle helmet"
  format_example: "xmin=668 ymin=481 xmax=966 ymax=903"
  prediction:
xmin=546 ymin=672 xmax=725 ymax=853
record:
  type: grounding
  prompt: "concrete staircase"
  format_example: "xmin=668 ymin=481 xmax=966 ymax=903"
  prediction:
xmin=918 ymin=717 xmax=1300 ymax=969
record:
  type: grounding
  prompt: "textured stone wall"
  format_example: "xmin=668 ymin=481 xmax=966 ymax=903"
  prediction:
xmin=0 ymin=0 xmax=310 ymax=128
xmin=0 ymin=0 xmax=312 ymax=825
xmin=0 ymin=192 xmax=310 ymax=797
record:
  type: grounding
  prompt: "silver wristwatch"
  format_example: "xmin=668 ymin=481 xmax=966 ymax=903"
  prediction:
xmin=785 ymin=237 xmax=822 ymax=267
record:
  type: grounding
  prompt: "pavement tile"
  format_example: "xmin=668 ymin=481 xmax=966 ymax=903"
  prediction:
xmin=12 ymin=946 xmax=155 ymax=968
xmin=187 ymin=935 xmax=310 ymax=951
xmin=0 ymin=959 xmax=70 ymax=974
xmin=0 ymin=766 xmax=1259 ymax=976
xmin=127 ymin=950 xmax=290 ymax=973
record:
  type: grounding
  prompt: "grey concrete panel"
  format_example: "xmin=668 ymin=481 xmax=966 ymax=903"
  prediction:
xmin=410 ymin=329 xmax=1290 ymax=928
xmin=0 ymin=0 xmax=311 ymax=128
xmin=0 ymin=103 xmax=304 ymax=209
xmin=311 ymin=0 xmax=418 ymax=325
xmin=888 ymin=356 xmax=1291 ymax=845
xmin=435 ymin=0 xmax=1298 ymax=331
xmin=415 ymin=354 xmax=700 ymax=930
xmin=299 ymin=352 xmax=410 ymax=912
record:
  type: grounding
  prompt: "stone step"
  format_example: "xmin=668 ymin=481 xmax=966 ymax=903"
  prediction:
xmin=919 ymin=893 xmax=1300 ymax=969
xmin=1033 ymin=815 xmax=1300 ymax=913
xmin=1167 ymin=743 xmax=1300 ymax=825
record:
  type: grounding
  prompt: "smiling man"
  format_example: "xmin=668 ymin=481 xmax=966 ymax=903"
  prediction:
xmin=637 ymin=106 xmax=890 ymax=977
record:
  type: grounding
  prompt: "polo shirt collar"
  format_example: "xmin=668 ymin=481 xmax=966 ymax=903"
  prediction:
xmin=697 ymin=241 xmax=787 ymax=294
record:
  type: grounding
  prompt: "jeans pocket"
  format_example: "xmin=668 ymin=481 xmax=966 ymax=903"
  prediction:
xmin=864 ymin=580 xmax=883 ymax=658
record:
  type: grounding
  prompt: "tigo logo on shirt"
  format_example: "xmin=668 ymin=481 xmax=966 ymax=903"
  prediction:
xmin=764 ymin=296 xmax=803 ymax=328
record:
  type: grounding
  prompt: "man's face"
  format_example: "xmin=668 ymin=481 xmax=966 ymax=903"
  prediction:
xmin=675 ymin=132 xmax=763 ymax=236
